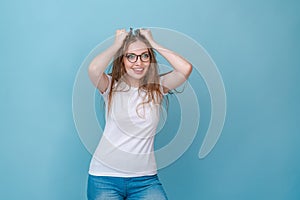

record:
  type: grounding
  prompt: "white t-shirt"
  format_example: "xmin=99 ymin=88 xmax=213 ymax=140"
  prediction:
xmin=88 ymin=75 xmax=166 ymax=177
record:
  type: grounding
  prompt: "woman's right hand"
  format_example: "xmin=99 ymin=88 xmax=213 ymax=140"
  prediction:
xmin=88 ymin=29 xmax=128 ymax=92
xmin=114 ymin=29 xmax=128 ymax=47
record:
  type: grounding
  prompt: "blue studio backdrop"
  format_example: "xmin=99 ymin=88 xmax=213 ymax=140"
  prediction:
xmin=0 ymin=0 xmax=299 ymax=199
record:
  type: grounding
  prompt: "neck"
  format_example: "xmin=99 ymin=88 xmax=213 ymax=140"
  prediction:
xmin=124 ymin=75 xmax=140 ymax=88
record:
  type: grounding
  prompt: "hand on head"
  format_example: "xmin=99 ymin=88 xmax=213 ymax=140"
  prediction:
xmin=114 ymin=29 xmax=129 ymax=47
xmin=114 ymin=28 xmax=154 ymax=47
xmin=139 ymin=29 xmax=154 ymax=43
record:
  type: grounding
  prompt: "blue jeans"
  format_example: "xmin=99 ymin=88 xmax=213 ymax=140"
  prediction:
xmin=87 ymin=174 xmax=168 ymax=200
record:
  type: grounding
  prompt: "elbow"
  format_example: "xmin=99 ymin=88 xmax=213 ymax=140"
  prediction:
xmin=88 ymin=62 xmax=95 ymax=73
xmin=88 ymin=65 xmax=93 ymax=77
xmin=88 ymin=63 xmax=99 ymax=79
xmin=185 ymin=63 xmax=193 ymax=78
xmin=88 ymin=62 xmax=98 ymax=74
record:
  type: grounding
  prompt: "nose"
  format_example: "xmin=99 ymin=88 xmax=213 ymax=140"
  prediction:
xmin=135 ymin=56 xmax=142 ymax=64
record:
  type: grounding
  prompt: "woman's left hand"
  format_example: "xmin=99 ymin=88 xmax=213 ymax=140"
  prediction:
xmin=140 ymin=29 xmax=155 ymax=44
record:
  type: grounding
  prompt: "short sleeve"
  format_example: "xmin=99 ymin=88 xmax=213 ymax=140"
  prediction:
xmin=159 ymin=76 xmax=169 ymax=96
xmin=99 ymin=74 xmax=112 ymax=97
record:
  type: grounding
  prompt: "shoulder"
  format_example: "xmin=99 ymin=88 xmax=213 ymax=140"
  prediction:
xmin=99 ymin=74 xmax=112 ymax=96
xmin=159 ymin=73 xmax=171 ymax=95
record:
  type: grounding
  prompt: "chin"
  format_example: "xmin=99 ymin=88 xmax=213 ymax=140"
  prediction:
xmin=129 ymin=70 xmax=148 ymax=79
xmin=131 ymin=74 xmax=146 ymax=80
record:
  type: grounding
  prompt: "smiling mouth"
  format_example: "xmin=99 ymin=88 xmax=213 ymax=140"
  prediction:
xmin=132 ymin=67 xmax=144 ymax=74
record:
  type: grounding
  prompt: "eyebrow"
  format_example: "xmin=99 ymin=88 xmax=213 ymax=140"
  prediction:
xmin=126 ymin=51 xmax=149 ymax=55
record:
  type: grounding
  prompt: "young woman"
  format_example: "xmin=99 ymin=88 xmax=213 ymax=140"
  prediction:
xmin=87 ymin=28 xmax=192 ymax=200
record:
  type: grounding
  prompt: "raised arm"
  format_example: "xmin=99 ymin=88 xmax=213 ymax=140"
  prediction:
xmin=140 ymin=29 xmax=193 ymax=93
xmin=88 ymin=29 xmax=128 ymax=93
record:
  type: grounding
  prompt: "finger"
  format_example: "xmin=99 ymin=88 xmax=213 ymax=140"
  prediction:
xmin=139 ymin=29 xmax=147 ymax=34
xmin=116 ymin=29 xmax=127 ymax=36
xmin=117 ymin=29 xmax=126 ymax=33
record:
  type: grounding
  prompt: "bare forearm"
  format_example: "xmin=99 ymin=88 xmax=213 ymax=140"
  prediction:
xmin=150 ymin=41 xmax=192 ymax=77
xmin=88 ymin=29 xmax=128 ymax=79
xmin=88 ymin=44 xmax=120 ymax=77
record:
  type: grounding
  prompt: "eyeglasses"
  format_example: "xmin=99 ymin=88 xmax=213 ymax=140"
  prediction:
xmin=125 ymin=52 xmax=150 ymax=63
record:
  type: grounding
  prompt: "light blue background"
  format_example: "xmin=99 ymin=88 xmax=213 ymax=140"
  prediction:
xmin=1 ymin=0 xmax=299 ymax=199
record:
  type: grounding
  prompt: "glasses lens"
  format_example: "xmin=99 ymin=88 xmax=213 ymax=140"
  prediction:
xmin=141 ymin=53 xmax=150 ymax=62
xmin=126 ymin=54 xmax=137 ymax=62
xmin=126 ymin=52 xmax=150 ymax=63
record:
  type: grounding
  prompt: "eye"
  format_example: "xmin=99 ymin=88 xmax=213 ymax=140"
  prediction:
xmin=141 ymin=53 xmax=150 ymax=60
xmin=126 ymin=54 xmax=136 ymax=61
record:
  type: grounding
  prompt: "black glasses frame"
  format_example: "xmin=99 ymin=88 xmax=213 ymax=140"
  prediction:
xmin=125 ymin=52 xmax=151 ymax=63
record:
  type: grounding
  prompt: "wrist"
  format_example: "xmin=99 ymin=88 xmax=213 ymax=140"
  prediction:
xmin=146 ymin=38 xmax=155 ymax=47
xmin=149 ymin=40 xmax=159 ymax=50
xmin=111 ymin=42 xmax=122 ymax=51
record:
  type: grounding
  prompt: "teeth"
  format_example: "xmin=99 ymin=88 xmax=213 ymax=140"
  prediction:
xmin=133 ymin=68 xmax=143 ymax=72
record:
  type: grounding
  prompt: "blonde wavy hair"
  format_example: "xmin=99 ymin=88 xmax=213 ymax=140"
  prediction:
xmin=107 ymin=29 xmax=164 ymax=115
